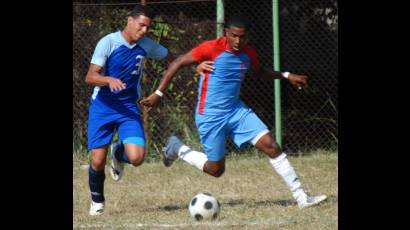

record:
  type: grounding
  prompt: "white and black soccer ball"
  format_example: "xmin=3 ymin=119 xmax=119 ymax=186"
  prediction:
xmin=189 ymin=192 xmax=220 ymax=221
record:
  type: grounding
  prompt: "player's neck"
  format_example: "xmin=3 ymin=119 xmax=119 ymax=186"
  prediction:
xmin=121 ymin=30 xmax=138 ymax=45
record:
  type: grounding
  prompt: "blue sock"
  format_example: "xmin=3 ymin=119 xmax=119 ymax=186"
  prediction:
xmin=88 ymin=166 xmax=105 ymax=203
xmin=114 ymin=142 xmax=130 ymax=164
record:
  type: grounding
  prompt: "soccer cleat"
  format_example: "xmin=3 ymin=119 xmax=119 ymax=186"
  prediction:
xmin=298 ymin=194 xmax=327 ymax=209
xmin=89 ymin=201 xmax=105 ymax=216
xmin=110 ymin=141 xmax=125 ymax=181
xmin=162 ymin=136 xmax=184 ymax=167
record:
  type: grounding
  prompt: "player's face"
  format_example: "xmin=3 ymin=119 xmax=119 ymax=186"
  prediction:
xmin=128 ymin=15 xmax=152 ymax=42
xmin=225 ymin=27 xmax=249 ymax=52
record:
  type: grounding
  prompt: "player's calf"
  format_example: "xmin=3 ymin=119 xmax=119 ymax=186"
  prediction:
xmin=253 ymin=133 xmax=283 ymax=158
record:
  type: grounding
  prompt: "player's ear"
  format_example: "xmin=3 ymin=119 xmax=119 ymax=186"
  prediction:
xmin=127 ymin=16 xmax=133 ymax=24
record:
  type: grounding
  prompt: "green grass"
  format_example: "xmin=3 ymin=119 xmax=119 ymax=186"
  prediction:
xmin=73 ymin=150 xmax=338 ymax=229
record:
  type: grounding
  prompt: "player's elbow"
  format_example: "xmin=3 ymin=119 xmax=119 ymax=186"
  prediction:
xmin=85 ymin=73 xmax=95 ymax=85
xmin=175 ymin=53 xmax=195 ymax=68
xmin=171 ymin=55 xmax=186 ymax=68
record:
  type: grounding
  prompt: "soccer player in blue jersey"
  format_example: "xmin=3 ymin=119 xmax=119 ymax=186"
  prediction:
xmin=140 ymin=15 xmax=327 ymax=209
xmin=85 ymin=4 xmax=171 ymax=216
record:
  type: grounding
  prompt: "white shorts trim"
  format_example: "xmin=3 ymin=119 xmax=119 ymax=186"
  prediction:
xmin=250 ymin=129 xmax=270 ymax=145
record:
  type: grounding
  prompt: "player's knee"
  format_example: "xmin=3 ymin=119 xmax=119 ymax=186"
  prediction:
xmin=215 ymin=167 xmax=225 ymax=177
xmin=91 ymin=157 xmax=106 ymax=171
xmin=204 ymin=159 xmax=225 ymax=177
xmin=129 ymin=153 xmax=145 ymax=167
xmin=209 ymin=166 xmax=225 ymax=177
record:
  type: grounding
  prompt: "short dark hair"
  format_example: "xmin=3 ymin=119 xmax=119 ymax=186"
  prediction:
xmin=128 ymin=4 xmax=156 ymax=19
xmin=224 ymin=14 xmax=250 ymax=30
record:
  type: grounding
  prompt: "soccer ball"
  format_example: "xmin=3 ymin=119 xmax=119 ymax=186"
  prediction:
xmin=189 ymin=192 xmax=220 ymax=221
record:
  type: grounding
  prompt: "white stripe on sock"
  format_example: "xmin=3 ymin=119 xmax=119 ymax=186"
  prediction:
xmin=178 ymin=145 xmax=191 ymax=157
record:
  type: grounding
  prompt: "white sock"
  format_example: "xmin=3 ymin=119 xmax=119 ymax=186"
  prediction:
xmin=269 ymin=153 xmax=306 ymax=202
xmin=177 ymin=145 xmax=207 ymax=171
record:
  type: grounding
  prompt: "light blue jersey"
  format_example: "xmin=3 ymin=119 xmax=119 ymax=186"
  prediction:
xmin=190 ymin=37 xmax=268 ymax=161
xmin=90 ymin=31 xmax=168 ymax=112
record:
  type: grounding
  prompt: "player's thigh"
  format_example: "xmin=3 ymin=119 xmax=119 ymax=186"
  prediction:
xmin=228 ymin=107 xmax=269 ymax=148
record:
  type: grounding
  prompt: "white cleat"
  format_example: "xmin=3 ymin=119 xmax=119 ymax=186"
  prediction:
xmin=89 ymin=201 xmax=105 ymax=216
xmin=298 ymin=194 xmax=327 ymax=209
xmin=110 ymin=141 xmax=125 ymax=181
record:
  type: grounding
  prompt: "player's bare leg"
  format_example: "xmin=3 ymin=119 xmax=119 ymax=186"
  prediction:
xmin=123 ymin=143 xmax=145 ymax=167
xmin=163 ymin=136 xmax=225 ymax=177
xmin=203 ymin=159 xmax=225 ymax=177
xmin=91 ymin=147 xmax=108 ymax=171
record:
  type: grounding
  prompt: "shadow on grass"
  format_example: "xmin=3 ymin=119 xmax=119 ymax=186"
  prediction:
xmin=159 ymin=205 xmax=187 ymax=211
xmin=223 ymin=198 xmax=296 ymax=207
xmin=143 ymin=204 xmax=187 ymax=213
xmin=251 ymin=194 xmax=335 ymax=207
xmin=253 ymin=199 xmax=297 ymax=207
xmin=144 ymin=194 xmax=335 ymax=213
xmin=147 ymin=199 xmax=295 ymax=213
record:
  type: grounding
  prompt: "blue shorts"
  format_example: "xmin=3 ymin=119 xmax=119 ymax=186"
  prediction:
xmin=195 ymin=102 xmax=268 ymax=161
xmin=87 ymin=99 xmax=145 ymax=150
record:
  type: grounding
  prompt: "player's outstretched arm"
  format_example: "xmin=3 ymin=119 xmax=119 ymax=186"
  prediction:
xmin=139 ymin=51 xmax=198 ymax=110
xmin=255 ymin=67 xmax=309 ymax=90
xmin=85 ymin=64 xmax=126 ymax=92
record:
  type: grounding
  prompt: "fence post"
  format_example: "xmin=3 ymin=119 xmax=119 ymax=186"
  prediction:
xmin=273 ymin=0 xmax=282 ymax=147
xmin=216 ymin=0 xmax=224 ymax=37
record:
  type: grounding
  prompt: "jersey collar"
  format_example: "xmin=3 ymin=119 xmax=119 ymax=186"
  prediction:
xmin=117 ymin=31 xmax=138 ymax=49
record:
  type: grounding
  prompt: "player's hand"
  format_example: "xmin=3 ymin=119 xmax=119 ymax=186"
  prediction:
xmin=107 ymin=77 xmax=126 ymax=92
xmin=196 ymin=61 xmax=214 ymax=75
xmin=139 ymin=93 xmax=161 ymax=112
xmin=288 ymin=73 xmax=308 ymax=90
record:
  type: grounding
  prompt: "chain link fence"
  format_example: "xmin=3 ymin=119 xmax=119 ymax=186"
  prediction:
xmin=73 ymin=0 xmax=337 ymax=156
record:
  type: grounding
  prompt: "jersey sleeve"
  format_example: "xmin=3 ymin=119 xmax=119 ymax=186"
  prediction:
xmin=191 ymin=41 xmax=214 ymax=62
xmin=140 ymin=37 xmax=168 ymax=60
xmin=90 ymin=36 xmax=111 ymax=67
xmin=243 ymin=45 xmax=260 ymax=70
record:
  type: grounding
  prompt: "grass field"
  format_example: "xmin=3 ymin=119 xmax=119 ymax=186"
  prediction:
xmin=73 ymin=150 xmax=338 ymax=229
